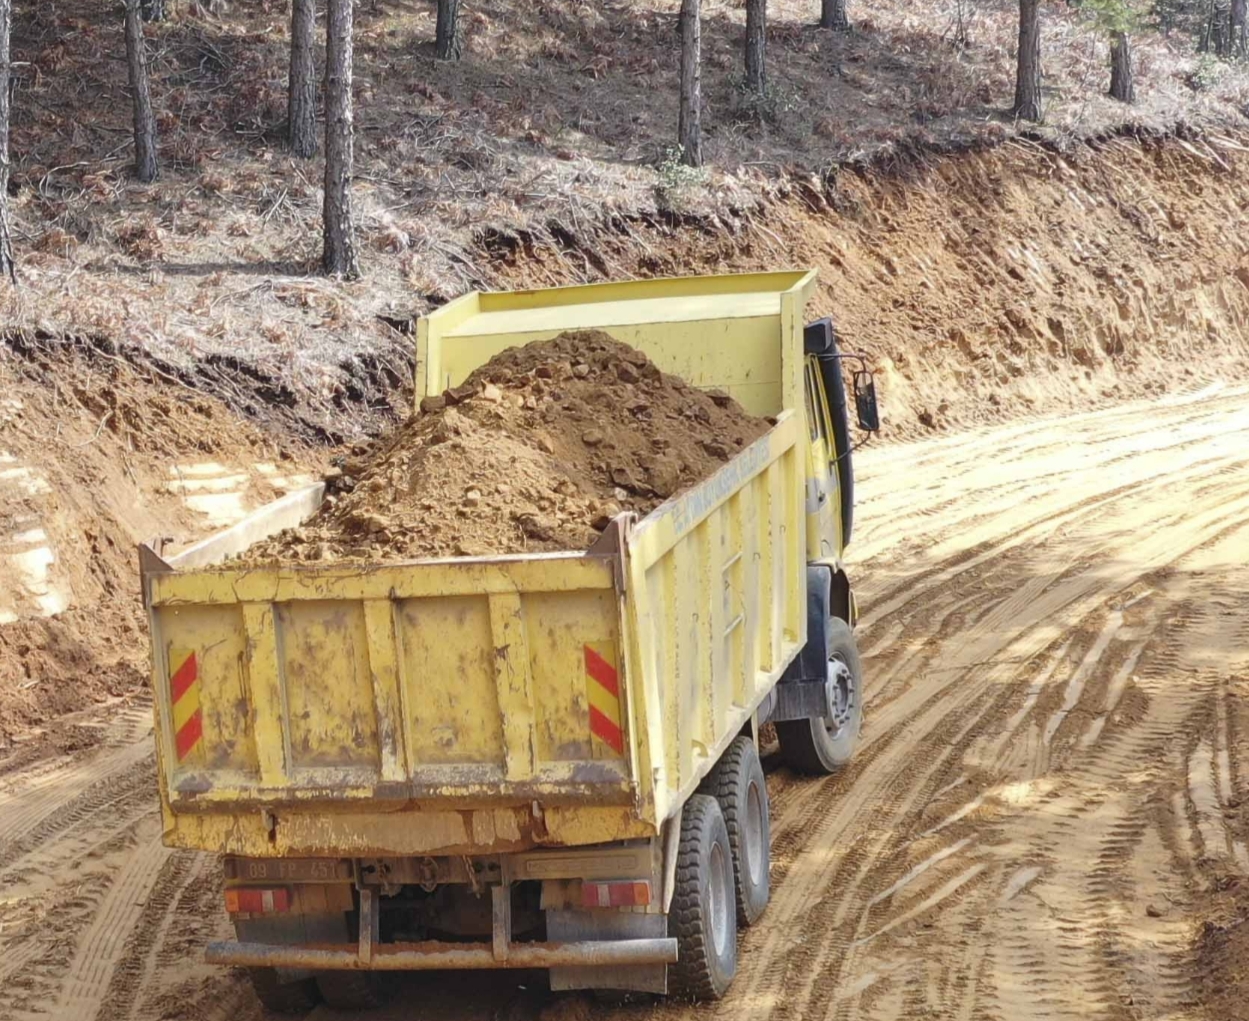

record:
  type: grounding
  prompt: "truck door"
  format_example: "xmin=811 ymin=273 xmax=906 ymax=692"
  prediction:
xmin=803 ymin=358 xmax=842 ymax=561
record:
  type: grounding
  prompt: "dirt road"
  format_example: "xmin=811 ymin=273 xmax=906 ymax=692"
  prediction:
xmin=2 ymin=383 xmax=1247 ymax=1021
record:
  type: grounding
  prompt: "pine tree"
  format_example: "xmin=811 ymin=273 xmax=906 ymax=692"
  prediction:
xmin=1013 ymin=0 xmax=1043 ymax=121
xmin=0 ymin=0 xmax=13 ymax=280
xmin=323 ymin=0 xmax=358 ymax=276
xmin=289 ymin=0 xmax=317 ymax=157
xmin=679 ymin=0 xmax=702 ymax=166
xmin=124 ymin=0 xmax=159 ymax=182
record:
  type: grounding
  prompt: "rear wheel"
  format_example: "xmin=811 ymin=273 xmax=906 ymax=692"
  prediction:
xmin=668 ymin=793 xmax=737 ymax=1000
xmin=778 ymin=617 xmax=863 ymax=775
xmin=702 ymin=736 xmax=770 ymax=927
xmin=247 ymin=968 xmax=319 ymax=1014
xmin=315 ymin=970 xmax=388 ymax=1010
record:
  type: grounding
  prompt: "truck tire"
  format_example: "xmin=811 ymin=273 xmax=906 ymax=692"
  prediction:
xmin=247 ymin=968 xmax=319 ymax=1014
xmin=668 ymin=793 xmax=738 ymax=1000
xmin=701 ymin=736 xmax=770 ymax=927
xmin=315 ymin=971 xmax=388 ymax=1009
xmin=777 ymin=617 xmax=863 ymax=775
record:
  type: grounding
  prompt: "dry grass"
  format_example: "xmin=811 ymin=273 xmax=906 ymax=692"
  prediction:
xmin=1 ymin=0 xmax=1246 ymax=436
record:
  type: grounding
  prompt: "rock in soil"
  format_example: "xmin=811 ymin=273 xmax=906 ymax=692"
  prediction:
xmin=243 ymin=331 xmax=770 ymax=562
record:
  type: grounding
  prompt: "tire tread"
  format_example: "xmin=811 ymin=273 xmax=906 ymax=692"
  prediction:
xmin=701 ymin=736 xmax=769 ymax=926
xmin=668 ymin=794 xmax=735 ymax=1000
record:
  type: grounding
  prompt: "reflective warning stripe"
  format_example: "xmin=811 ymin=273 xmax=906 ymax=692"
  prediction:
xmin=584 ymin=644 xmax=624 ymax=755
xmin=169 ymin=649 xmax=202 ymax=761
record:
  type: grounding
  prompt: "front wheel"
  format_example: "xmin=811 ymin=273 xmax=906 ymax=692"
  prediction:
xmin=777 ymin=617 xmax=863 ymax=775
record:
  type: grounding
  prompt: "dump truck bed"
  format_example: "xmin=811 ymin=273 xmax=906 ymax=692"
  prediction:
xmin=144 ymin=272 xmax=815 ymax=858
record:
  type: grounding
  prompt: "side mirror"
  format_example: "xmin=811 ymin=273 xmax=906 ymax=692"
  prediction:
xmin=853 ymin=370 xmax=880 ymax=433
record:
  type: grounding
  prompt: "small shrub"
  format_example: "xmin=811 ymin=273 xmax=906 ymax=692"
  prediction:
xmin=727 ymin=73 xmax=802 ymax=125
xmin=1186 ymin=53 xmax=1226 ymax=92
xmin=654 ymin=146 xmax=706 ymax=210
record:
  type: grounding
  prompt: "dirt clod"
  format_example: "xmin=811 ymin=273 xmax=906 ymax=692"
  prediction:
xmin=244 ymin=332 xmax=769 ymax=562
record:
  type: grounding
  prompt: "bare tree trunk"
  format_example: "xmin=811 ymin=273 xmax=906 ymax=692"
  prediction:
xmin=124 ymin=0 xmax=159 ymax=183
xmin=435 ymin=0 xmax=463 ymax=61
xmin=820 ymin=0 xmax=849 ymax=31
xmin=0 ymin=0 xmax=14 ymax=281
xmin=1109 ymin=31 xmax=1135 ymax=102
xmin=745 ymin=0 xmax=766 ymax=92
xmin=140 ymin=0 xmax=164 ymax=22
xmin=1232 ymin=0 xmax=1247 ymax=55
xmin=678 ymin=0 xmax=701 ymax=167
xmin=1208 ymin=0 xmax=1230 ymax=54
xmin=288 ymin=0 xmax=317 ymax=157
xmin=322 ymin=0 xmax=357 ymax=277
xmin=1012 ymin=0 xmax=1043 ymax=122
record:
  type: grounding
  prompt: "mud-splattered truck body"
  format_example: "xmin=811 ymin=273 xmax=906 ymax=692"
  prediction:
xmin=140 ymin=270 xmax=872 ymax=1008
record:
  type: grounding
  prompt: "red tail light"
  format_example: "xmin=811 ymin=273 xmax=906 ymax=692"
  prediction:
xmin=224 ymin=887 xmax=291 ymax=915
xmin=581 ymin=880 xmax=652 ymax=909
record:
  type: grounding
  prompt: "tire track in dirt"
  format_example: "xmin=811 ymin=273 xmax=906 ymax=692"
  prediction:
xmin=660 ymin=389 xmax=1249 ymax=1021
xmin=53 ymin=817 xmax=171 ymax=1021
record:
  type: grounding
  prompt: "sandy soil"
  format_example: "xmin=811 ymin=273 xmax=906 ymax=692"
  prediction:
xmin=0 ymin=341 xmax=319 ymax=748
xmin=3 ymin=380 xmax=1246 ymax=1021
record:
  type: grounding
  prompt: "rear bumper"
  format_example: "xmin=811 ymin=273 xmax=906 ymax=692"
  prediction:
xmin=205 ymin=937 xmax=678 ymax=971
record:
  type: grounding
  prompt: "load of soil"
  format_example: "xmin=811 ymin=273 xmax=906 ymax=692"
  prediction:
xmin=244 ymin=332 xmax=771 ymax=562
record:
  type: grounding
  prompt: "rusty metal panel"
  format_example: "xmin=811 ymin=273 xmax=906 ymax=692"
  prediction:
xmin=277 ymin=600 xmax=380 ymax=771
xmin=395 ymin=594 xmax=504 ymax=768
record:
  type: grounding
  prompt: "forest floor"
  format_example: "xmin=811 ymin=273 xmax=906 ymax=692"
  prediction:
xmin=2 ymin=0 xmax=1248 ymax=437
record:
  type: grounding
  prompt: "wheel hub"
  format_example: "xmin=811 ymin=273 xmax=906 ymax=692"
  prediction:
xmin=825 ymin=656 xmax=856 ymax=736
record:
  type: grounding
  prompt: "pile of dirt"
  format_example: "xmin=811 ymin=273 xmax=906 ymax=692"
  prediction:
xmin=243 ymin=332 xmax=770 ymax=562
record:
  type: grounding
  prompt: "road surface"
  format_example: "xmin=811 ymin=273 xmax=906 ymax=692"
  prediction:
xmin=2 ymin=383 xmax=1247 ymax=1021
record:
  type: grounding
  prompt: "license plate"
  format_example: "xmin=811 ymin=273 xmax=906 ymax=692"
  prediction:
xmin=223 ymin=858 xmax=352 ymax=883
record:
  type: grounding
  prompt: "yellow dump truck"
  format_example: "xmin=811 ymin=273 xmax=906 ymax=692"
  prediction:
xmin=140 ymin=270 xmax=878 ymax=1011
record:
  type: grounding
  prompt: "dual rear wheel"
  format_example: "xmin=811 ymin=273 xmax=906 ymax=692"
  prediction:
xmin=670 ymin=734 xmax=770 ymax=1000
xmin=671 ymin=619 xmax=865 ymax=1001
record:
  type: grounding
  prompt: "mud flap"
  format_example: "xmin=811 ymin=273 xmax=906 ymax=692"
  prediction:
xmin=547 ymin=909 xmax=668 ymax=994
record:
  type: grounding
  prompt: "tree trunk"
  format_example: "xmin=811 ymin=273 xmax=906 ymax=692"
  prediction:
xmin=745 ymin=0 xmax=766 ymax=92
xmin=678 ymin=0 xmax=701 ymax=167
xmin=124 ymin=0 xmax=159 ymax=183
xmin=820 ymin=0 xmax=849 ymax=31
xmin=288 ymin=0 xmax=317 ymax=157
xmin=0 ymin=0 xmax=14 ymax=281
xmin=1012 ymin=0 xmax=1043 ymax=122
xmin=140 ymin=0 xmax=164 ymax=22
xmin=322 ymin=0 xmax=358 ymax=277
xmin=1208 ymin=0 xmax=1230 ymax=55
xmin=1232 ymin=0 xmax=1247 ymax=55
xmin=435 ymin=0 xmax=463 ymax=61
xmin=1109 ymin=31 xmax=1135 ymax=103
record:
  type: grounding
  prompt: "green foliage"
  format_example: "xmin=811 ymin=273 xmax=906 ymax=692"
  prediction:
xmin=654 ymin=146 xmax=707 ymax=209
xmin=1078 ymin=0 xmax=1143 ymax=34
xmin=726 ymin=73 xmax=802 ymax=125
xmin=1186 ymin=51 xmax=1227 ymax=89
